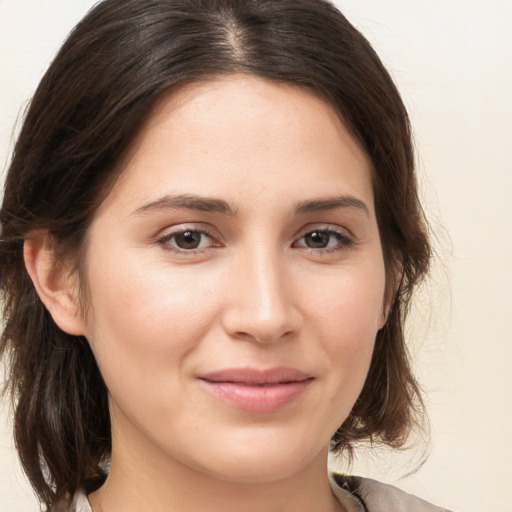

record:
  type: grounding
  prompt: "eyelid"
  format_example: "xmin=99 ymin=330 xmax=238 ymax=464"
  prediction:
xmin=153 ymin=222 xmax=357 ymax=256
xmin=293 ymin=223 xmax=355 ymax=242
xmin=155 ymin=223 xmax=222 ymax=253
xmin=292 ymin=224 xmax=357 ymax=252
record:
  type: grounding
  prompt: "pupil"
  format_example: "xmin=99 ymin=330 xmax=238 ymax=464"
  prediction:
xmin=306 ymin=231 xmax=328 ymax=248
xmin=177 ymin=231 xmax=201 ymax=249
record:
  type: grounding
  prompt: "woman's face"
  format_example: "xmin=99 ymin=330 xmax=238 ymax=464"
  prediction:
xmin=79 ymin=75 xmax=386 ymax=482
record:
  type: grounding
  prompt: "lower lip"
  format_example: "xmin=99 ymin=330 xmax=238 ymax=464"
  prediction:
xmin=200 ymin=380 xmax=312 ymax=413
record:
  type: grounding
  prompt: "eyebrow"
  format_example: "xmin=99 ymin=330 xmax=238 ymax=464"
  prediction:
xmin=294 ymin=196 xmax=370 ymax=217
xmin=133 ymin=193 xmax=369 ymax=217
xmin=134 ymin=194 xmax=237 ymax=216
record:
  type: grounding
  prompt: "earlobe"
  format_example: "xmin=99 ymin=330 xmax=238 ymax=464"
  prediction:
xmin=379 ymin=265 xmax=402 ymax=330
xmin=23 ymin=232 xmax=87 ymax=336
xmin=378 ymin=307 xmax=389 ymax=330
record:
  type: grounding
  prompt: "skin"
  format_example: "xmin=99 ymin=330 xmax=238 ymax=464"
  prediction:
xmin=26 ymin=75 xmax=387 ymax=512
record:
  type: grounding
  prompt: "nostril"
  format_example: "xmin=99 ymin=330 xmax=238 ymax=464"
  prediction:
xmin=228 ymin=323 xmax=296 ymax=345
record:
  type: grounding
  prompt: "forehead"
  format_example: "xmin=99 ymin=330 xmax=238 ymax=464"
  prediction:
xmin=98 ymin=74 xmax=374 ymax=217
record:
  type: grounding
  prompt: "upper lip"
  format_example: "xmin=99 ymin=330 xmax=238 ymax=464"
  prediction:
xmin=199 ymin=367 xmax=313 ymax=385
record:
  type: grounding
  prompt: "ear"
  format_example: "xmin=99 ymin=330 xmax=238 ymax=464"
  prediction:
xmin=378 ymin=306 xmax=389 ymax=330
xmin=378 ymin=305 xmax=391 ymax=330
xmin=378 ymin=265 xmax=402 ymax=330
xmin=24 ymin=231 xmax=87 ymax=336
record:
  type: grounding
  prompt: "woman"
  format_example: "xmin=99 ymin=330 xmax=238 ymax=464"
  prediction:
xmin=0 ymin=0 xmax=448 ymax=510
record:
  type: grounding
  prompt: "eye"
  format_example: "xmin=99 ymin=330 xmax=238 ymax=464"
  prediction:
xmin=158 ymin=229 xmax=216 ymax=252
xmin=294 ymin=228 xmax=353 ymax=251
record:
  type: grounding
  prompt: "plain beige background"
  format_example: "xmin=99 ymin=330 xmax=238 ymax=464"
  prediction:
xmin=1 ymin=1 xmax=511 ymax=511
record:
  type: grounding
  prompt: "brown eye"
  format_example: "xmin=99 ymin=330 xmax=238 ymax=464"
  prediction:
xmin=303 ymin=231 xmax=331 ymax=248
xmin=174 ymin=231 xmax=203 ymax=249
xmin=294 ymin=229 xmax=354 ymax=252
xmin=162 ymin=230 xmax=213 ymax=251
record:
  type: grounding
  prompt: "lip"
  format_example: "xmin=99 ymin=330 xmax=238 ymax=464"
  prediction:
xmin=199 ymin=367 xmax=314 ymax=413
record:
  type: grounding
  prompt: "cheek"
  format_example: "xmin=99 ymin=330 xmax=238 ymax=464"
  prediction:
xmin=305 ymin=264 xmax=385 ymax=389
xmin=87 ymin=248 xmax=211 ymax=336
xmin=307 ymin=263 xmax=386 ymax=337
xmin=81 ymin=249 xmax=222 ymax=396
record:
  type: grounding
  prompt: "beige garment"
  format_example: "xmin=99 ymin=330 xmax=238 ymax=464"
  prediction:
xmin=329 ymin=473 xmax=453 ymax=512
xmin=60 ymin=473 xmax=453 ymax=512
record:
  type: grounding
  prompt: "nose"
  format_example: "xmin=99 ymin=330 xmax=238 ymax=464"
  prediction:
xmin=221 ymin=247 xmax=300 ymax=344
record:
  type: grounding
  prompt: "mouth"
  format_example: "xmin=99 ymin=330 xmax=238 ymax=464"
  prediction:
xmin=199 ymin=367 xmax=314 ymax=413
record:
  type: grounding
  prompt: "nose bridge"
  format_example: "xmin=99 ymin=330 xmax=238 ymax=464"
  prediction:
xmin=224 ymin=242 xmax=297 ymax=343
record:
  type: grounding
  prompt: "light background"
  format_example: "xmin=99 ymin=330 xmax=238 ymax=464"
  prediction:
xmin=0 ymin=1 xmax=511 ymax=511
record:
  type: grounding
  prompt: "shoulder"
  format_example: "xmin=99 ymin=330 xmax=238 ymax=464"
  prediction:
xmin=330 ymin=472 xmax=454 ymax=512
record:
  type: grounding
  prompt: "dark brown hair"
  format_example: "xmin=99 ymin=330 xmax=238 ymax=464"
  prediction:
xmin=0 ymin=0 xmax=430 ymax=507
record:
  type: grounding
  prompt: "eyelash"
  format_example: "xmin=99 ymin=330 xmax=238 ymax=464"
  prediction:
xmin=292 ymin=227 xmax=355 ymax=254
xmin=155 ymin=225 xmax=355 ymax=256
xmin=156 ymin=225 xmax=219 ymax=255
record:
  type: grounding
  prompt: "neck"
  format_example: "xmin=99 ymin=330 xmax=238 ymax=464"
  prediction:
xmin=88 ymin=406 xmax=346 ymax=512
xmin=89 ymin=442 xmax=344 ymax=512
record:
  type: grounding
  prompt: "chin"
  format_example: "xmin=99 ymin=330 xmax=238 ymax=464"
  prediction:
xmin=186 ymin=435 xmax=328 ymax=484
xmin=204 ymin=457 xmax=309 ymax=484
